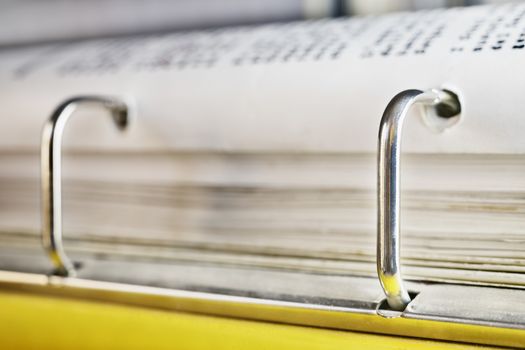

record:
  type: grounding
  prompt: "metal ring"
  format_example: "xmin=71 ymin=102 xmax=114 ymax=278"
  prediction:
xmin=41 ymin=96 xmax=129 ymax=277
xmin=377 ymin=89 xmax=461 ymax=311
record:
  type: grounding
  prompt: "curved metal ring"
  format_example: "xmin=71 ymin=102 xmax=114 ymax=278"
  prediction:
xmin=41 ymin=96 xmax=129 ymax=277
xmin=377 ymin=89 xmax=461 ymax=311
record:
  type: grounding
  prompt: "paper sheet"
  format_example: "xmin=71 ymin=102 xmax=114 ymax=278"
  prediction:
xmin=0 ymin=3 xmax=524 ymax=154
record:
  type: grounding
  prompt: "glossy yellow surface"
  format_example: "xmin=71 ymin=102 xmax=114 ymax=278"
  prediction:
xmin=0 ymin=291 xmax=504 ymax=350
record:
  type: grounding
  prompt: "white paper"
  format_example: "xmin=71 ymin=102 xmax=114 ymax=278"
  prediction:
xmin=1 ymin=3 xmax=525 ymax=154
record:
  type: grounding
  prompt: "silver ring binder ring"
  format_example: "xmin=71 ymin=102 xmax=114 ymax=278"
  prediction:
xmin=41 ymin=96 xmax=129 ymax=277
xmin=377 ymin=89 xmax=461 ymax=311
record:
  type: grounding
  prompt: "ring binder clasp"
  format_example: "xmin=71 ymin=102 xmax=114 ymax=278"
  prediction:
xmin=377 ymin=89 xmax=461 ymax=311
xmin=41 ymin=96 xmax=129 ymax=277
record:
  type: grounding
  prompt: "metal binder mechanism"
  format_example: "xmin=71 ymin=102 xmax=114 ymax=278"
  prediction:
xmin=41 ymin=96 xmax=129 ymax=277
xmin=377 ymin=89 xmax=461 ymax=311
xmin=0 ymin=88 xmax=524 ymax=348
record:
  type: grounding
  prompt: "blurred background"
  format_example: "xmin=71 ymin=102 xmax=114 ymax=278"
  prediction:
xmin=0 ymin=0 xmax=516 ymax=48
